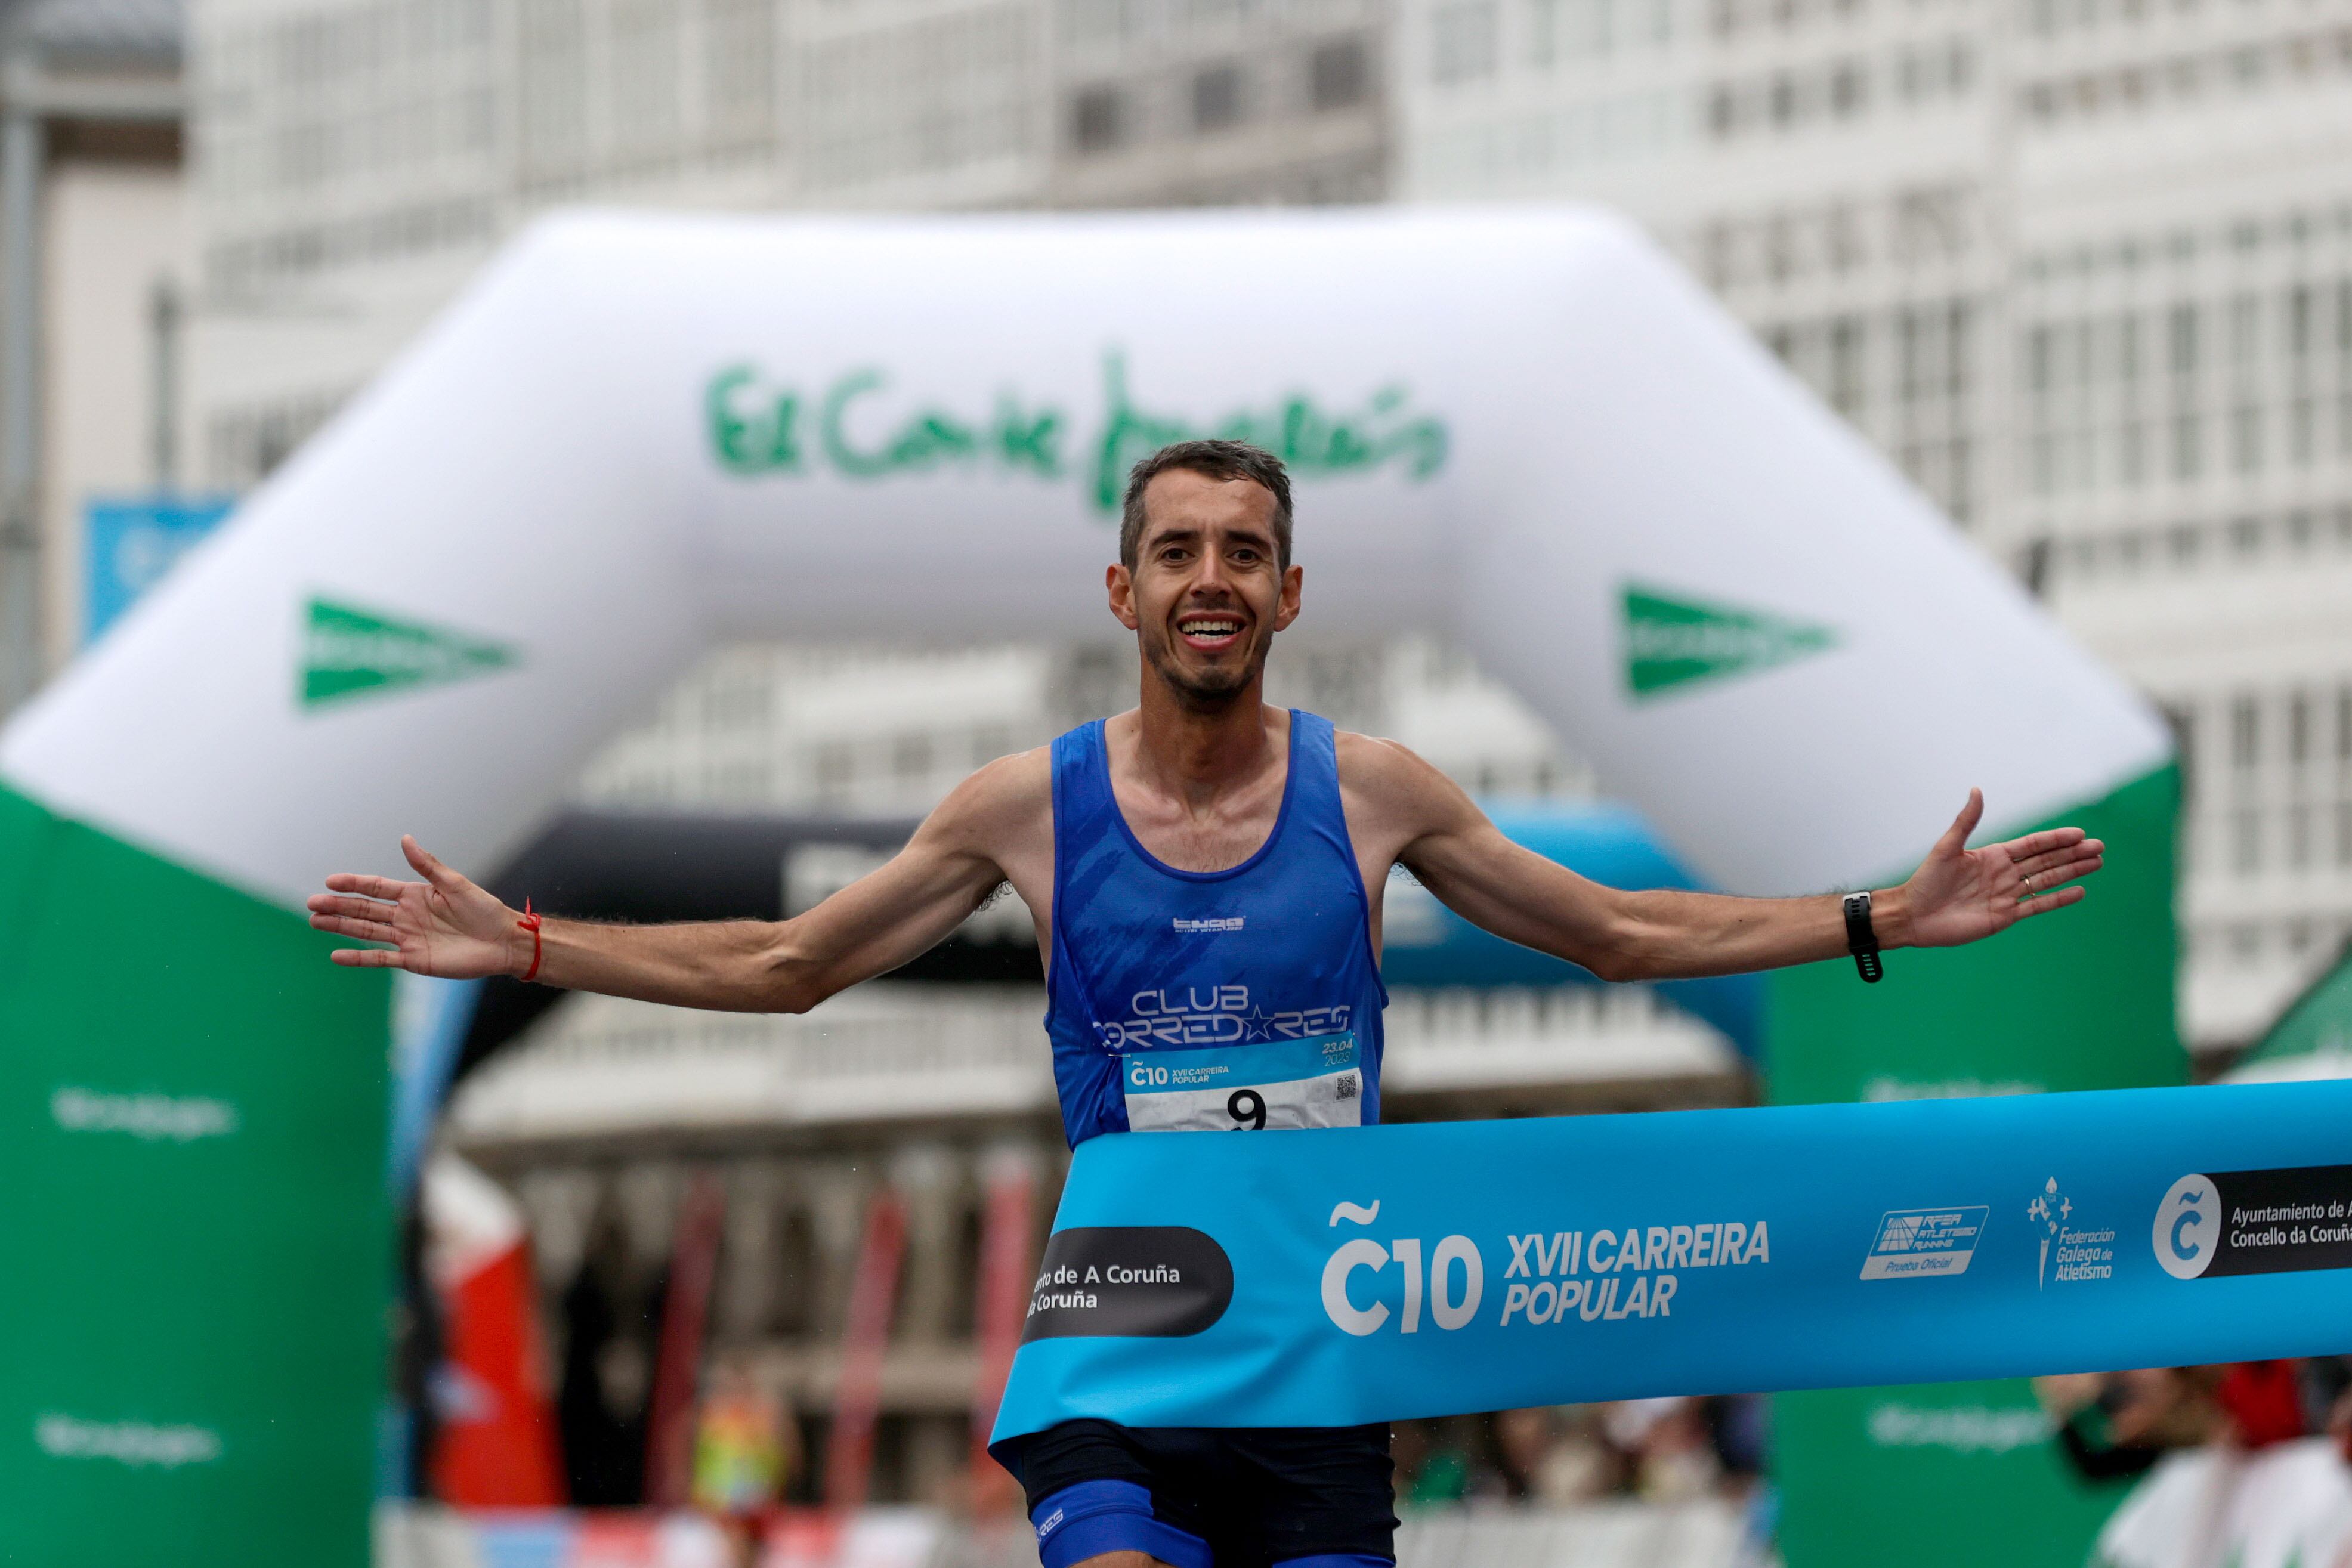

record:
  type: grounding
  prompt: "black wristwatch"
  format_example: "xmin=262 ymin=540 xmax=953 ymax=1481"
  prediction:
xmin=1843 ymin=891 xmax=1884 ymax=984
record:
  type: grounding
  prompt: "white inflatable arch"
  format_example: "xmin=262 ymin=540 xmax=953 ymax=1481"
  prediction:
xmin=15 ymin=209 xmax=2164 ymax=902
xmin=0 ymin=209 xmax=2171 ymax=1567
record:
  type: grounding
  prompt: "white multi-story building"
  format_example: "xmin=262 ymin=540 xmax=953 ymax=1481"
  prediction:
xmin=187 ymin=0 xmax=1389 ymax=490
xmin=0 ymin=0 xmax=191 ymax=695
xmin=1393 ymin=0 xmax=2352 ymax=1049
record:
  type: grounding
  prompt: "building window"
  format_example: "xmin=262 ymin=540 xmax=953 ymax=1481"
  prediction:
xmin=2232 ymin=405 xmax=2263 ymax=474
xmin=2233 ymin=809 xmax=2261 ymax=874
xmin=815 ymin=743 xmax=854 ymax=800
xmin=2168 ymin=303 xmax=2199 ymax=376
xmin=1829 ymin=318 xmax=1865 ymax=417
xmin=2172 ymin=412 xmax=2202 ymax=480
xmin=1430 ymin=1 xmax=1500 ymax=85
xmin=1069 ymin=86 xmax=1125 ymax=153
xmin=1192 ymin=64 xmax=1243 ymax=131
xmin=1831 ymin=60 xmax=1865 ymax=116
xmin=2167 ymin=705 xmax=2197 ymax=805
xmin=1526 ymin=0 xmax=1560 ymax=64
xmin=706 ymin=0 xmax=777 ymax=150
xmin=2230 ymin=695 xmax=2260 ymax=769
xmin=1311 ymin=38 xmax=1370 ymax=109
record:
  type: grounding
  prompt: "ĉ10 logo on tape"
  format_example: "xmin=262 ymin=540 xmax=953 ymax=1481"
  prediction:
xmin=2155 ymin=1174 xmax=2218 ymax=1279
xmin=1321 ymin=1199 xmax=1485 ymax=1337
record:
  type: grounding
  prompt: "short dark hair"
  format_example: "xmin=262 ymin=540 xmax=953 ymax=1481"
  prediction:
xmin=1120 ymin=439 xmax=1294 ymax=572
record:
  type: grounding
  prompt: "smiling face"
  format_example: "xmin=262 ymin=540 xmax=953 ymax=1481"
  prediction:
xmin=1108 ymin=467 xmax=1303 ymax=711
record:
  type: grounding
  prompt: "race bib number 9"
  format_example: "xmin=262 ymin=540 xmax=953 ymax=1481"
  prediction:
xmin=1123 ymin=1033 xmax=1362 ymax=1132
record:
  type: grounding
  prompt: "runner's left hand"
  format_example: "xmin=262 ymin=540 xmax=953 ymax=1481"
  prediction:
xmin=1899 ymin=788 xmax=2104 ymax=948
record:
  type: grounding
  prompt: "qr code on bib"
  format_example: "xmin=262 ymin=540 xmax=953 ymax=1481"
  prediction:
xmin=1336 ymin=1073 xmax=1359 ymax=1100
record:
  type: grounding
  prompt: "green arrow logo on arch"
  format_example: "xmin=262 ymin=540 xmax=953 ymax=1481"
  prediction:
xmin=1623 ymin=584 xmax=1837 ymax=700
xmin=300 ymin=596 xmax=517 ymax=709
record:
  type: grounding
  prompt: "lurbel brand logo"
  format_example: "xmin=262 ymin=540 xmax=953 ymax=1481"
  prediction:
xmin=2156 ymin=1173 xmax=2219 ymax=1279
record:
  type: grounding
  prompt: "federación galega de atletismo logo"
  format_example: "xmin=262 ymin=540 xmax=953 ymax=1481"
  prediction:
xmin=2029 ymin=1177 xmax=2070 ymax=1288
xmin=703 ymin=351 xmax=1449 ymax=510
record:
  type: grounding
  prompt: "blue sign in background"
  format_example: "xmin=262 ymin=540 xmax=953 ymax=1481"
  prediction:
xmin=993 ymin=1081 xmax=2352 ymax=1449
xmin=84 ymin=495 xmax=235 ymax=645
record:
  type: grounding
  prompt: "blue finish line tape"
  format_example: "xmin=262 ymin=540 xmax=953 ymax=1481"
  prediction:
xmin=991 ymin=1082 xmax=2352 ymax=1453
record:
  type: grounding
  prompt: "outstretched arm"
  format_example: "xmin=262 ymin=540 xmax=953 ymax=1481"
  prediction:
xmin=306 ymin=751 xmax=1047 ymax=1012
xmin=1348 ymin=738 xmax=2103 ymax=983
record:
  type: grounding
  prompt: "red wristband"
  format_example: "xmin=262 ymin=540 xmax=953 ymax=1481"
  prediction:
xmin=518 ymin=898 xmax=543 ymax=983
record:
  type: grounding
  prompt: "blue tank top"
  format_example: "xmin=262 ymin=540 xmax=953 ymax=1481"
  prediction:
xmin=1043 ymin=709 xmax=1388 ymax=1148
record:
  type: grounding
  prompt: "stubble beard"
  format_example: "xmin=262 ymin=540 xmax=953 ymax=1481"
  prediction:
xmin=1141 ymin=622 xmax=1271 ymax=715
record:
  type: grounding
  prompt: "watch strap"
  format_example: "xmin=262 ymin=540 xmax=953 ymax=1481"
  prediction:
xmin=1843 ymin=891 xmax=1884 ymax=984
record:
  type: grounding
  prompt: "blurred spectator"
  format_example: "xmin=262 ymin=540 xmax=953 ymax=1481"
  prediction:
xmin=691 ymin=1361 xmax=791 ymax=1516
xmin=1392 ymin=1395 xmax=1762 ymax=1511
xmin=691 ymin=1361 xmax=792 ymax=1568
xmin=2068 ymin=1359 xmax=2352 ymax=1568
xmin=2331 ymin=1377 xmax=2352 ymax=1467
xmin=2218 ymin=1362 xmax=2308 ymax=1450
xmin=1492 ymin=1406 xmax=1617 ymax=1504
xmin=1607 ymin=1397 xmax=1720 ymax=1501
xmin=2036 ymin=1368 xmax=2224 ymax=1483
xmin=2022 ymin=1354 xmax=2352 ymax=1561
xmin=1704 ymin=1394 xmax=1768 ymax=1489
xmin=558 ymin=1207 xmax=661 ymax=1505
xmin=1399 ymin=1416 xmax=1478 ymax=1505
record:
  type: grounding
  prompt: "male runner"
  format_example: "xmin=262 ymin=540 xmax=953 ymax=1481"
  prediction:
xmin=311 ymin=438 xmax=2106 ymax=1568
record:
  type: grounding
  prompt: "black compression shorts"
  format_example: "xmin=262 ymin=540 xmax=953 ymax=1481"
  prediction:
xmin=1003 ymin=1419 xmax=1398 ymax=1567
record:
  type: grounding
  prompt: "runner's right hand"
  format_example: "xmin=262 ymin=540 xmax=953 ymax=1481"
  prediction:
xmin=307 ymin=835 xmax=524 ymax=978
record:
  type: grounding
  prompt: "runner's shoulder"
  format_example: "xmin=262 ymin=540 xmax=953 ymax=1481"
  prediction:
xmin=1333 ymin=730 xmax=1469 ymax=827
xmin=1334 ymin=728 xmax=1443 ymax=789
xmin=920 ymin=745 xmax=1053 ymax=849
